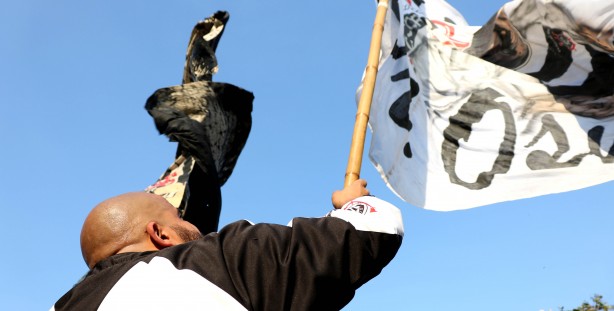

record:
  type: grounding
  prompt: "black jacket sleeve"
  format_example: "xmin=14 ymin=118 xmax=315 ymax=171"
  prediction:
xmin=183 ymin=195 xmax=404 ymax=311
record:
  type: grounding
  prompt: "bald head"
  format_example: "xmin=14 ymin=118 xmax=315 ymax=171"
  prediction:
xmin=80 ymin=192 xmax=201 ymax=268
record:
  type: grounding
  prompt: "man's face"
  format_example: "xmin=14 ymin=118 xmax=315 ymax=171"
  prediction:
xmin=170 ymin=223 xmax=203 ymax=242
xmin=159 ymin=204 xmax=203 ymax=243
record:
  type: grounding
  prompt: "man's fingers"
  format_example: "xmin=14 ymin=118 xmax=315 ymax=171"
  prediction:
xmin=355 ymin=179 xmax=367 ymax=188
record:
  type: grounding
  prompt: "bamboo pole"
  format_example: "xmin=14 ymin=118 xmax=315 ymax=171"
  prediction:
xmin=344 ymin=0 xmax=389 ymax=187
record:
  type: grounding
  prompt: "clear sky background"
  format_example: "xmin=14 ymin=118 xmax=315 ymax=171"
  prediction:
xmin=2 ymin=0 xmax=612 ymax=310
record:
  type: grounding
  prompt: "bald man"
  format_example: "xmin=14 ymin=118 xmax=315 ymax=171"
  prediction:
xmin=79 ymin=192 xmax=204 ymax=269
xmin=51 ymin=179 xmax=404 ymax=311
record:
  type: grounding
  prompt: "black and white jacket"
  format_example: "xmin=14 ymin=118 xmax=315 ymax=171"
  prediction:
xmin=52 ymin=196 xmax=404 ymax=311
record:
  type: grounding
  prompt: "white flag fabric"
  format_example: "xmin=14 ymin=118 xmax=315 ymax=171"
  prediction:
xmin=366 ymin=0 xmax=614 ymax=210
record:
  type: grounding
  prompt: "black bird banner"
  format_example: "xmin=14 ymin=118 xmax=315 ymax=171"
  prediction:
xmin=145 ymin=11 xmax=253 ymax=233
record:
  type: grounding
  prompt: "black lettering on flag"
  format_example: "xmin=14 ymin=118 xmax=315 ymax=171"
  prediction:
xmin=391 ymin=0 xmax=400 ymax=21
xmin=525 ymin=114 xmax=570 ymax=161
xmin=403 ymin=13 xmax=426 ymax=50
xmin=587 ymin=126 xmax=614 ymax=163
xmin=388 ymin=70 xmax=420 ymax=158
xmin=526 ymin=115 xmax=614 ymax=169
xmin=525 ymin=114 xmax=582 ymax=169
xmin=441 ymin=88 xmax=516 ymax=190
xmin=391 ymin=42 xmax=409 ymax=60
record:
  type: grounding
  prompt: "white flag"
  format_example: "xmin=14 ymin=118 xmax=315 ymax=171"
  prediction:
xmin=366 ymin=0 xmax=614 ymax=210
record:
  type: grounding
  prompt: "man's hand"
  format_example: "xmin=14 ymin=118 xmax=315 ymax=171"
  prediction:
xmin=331 ymin=179 xmax=370 ymax=209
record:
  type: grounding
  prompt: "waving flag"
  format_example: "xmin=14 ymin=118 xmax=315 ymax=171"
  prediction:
xmin=365 ymin=0 xmax=614 ymax=210
xmin=145 ymin=11 xmax=254 ymax=233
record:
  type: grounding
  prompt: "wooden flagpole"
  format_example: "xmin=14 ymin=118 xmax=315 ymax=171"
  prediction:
xmin=344 ymin=0 xmax=389 ymax=187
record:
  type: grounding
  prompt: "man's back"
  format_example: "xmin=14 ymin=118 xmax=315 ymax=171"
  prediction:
xmin=52 ymin=196 xmax=403 ymax=311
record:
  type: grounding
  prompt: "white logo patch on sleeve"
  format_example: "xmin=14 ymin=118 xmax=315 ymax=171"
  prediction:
xmin=342 ymin=200 xmax=378 ymax=215
xmin=98 ymin=256 xmax=246 ymax=311
xmin=328 ymin=196 xmax=404 ymax=236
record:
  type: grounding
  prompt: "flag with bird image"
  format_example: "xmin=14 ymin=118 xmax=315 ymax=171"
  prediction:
xmin=145 ymin=11 xmax=254 ymax=233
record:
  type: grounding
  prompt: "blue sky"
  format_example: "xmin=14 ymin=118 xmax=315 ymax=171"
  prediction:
xmin=1 ymin=0 xmax=612 ymax=310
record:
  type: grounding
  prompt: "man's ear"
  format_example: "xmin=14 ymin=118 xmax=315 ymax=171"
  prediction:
xmin=145 ymin=222 xmax=175 ymax=249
